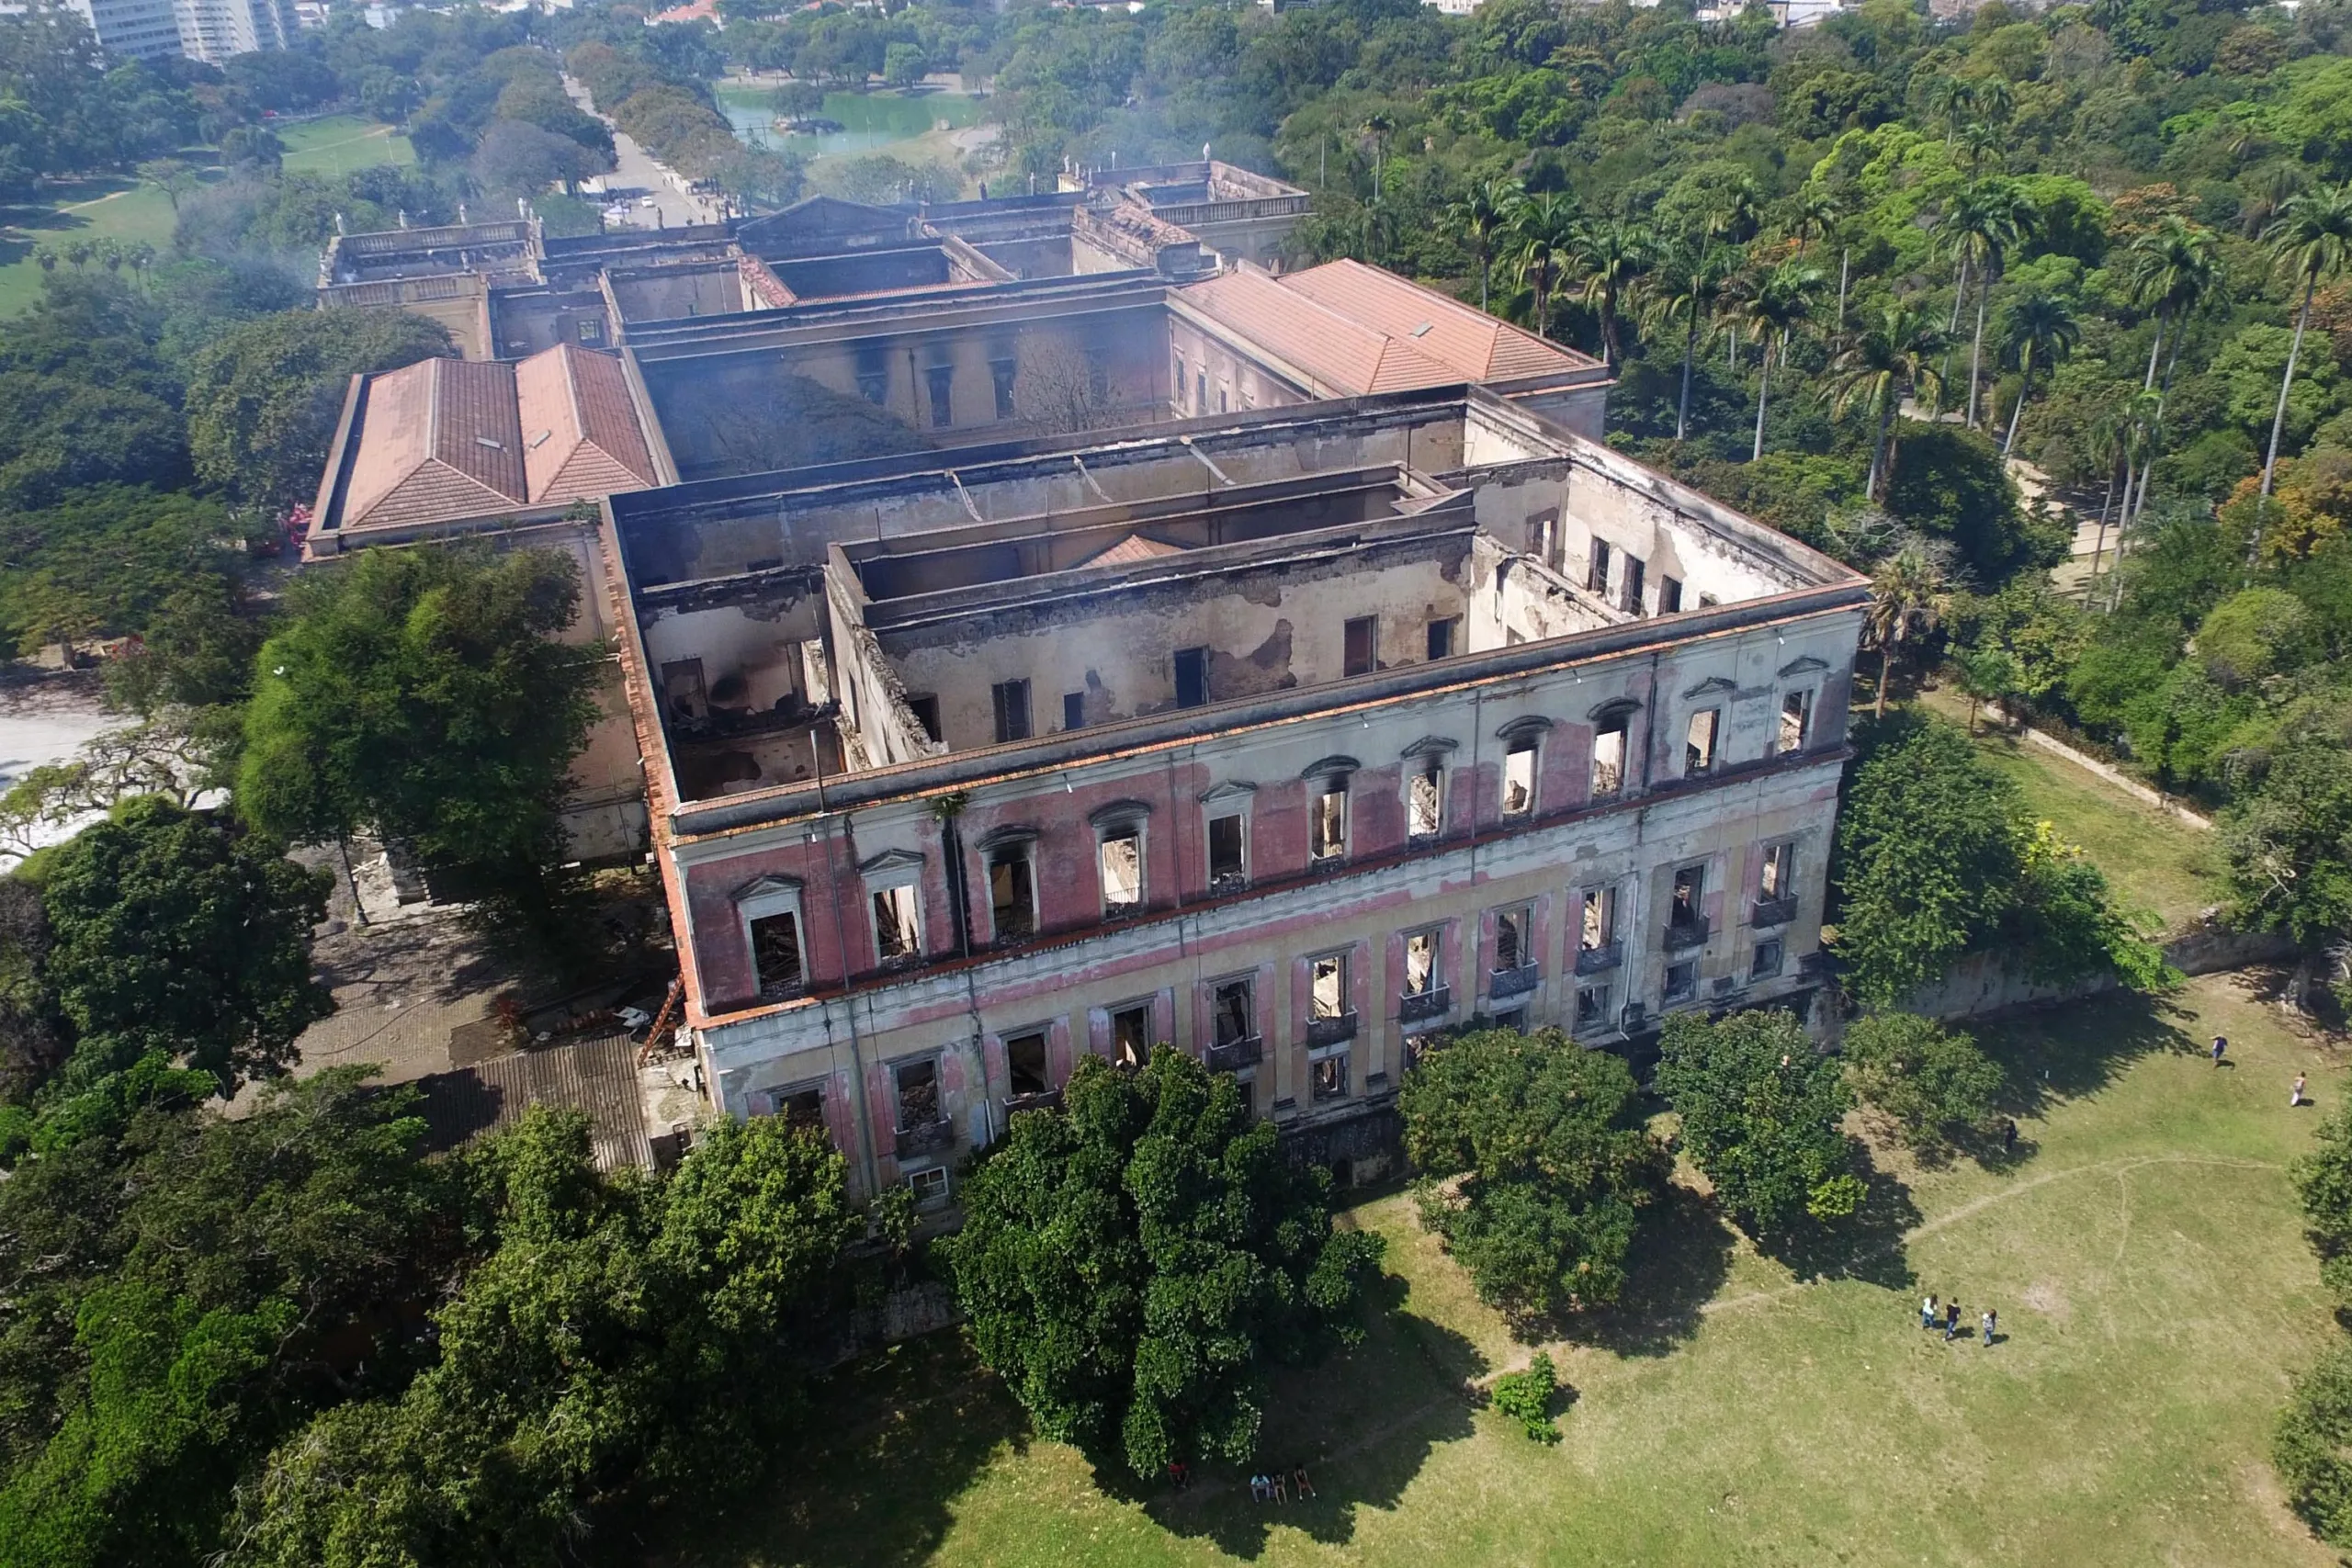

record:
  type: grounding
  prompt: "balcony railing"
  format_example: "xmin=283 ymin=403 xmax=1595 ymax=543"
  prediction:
xmin=1004 ymin=1089 xmax=1062 ymax=1116
xmin=1662 ymin=917 xmax=1711 ymax=952
xmin=1204 ymin=1035 xmax=1263 ymax=1073
xmin=1575 ymin=942 xmax=1622 ymax=975
xmin=1751 ymin=896 xmax=1799 ymax=929
xmin=1398 ymin=986 xmax=1453 ymax=1023
xmin=1305 ymin=1011 xmax=1359 ymax=1047
xmin=893 ymin=1117 xmax=954 ymax=1159
xmin=1488 ymin=963 xmax=1540 ymax=1000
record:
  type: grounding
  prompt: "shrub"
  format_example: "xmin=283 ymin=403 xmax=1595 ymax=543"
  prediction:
xmin=1490 ymin=1352 xmax=1563 ymax=1444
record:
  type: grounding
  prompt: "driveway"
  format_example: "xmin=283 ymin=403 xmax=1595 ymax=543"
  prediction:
xmin=563 ymin=74 xmax=722 ymax=231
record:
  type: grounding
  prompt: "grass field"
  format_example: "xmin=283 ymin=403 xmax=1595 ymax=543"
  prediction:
xmin=0 ymin=116 xmax=413 ymax=318
xmin=630 ymin=972 xmax=2341 ymax=1568
xmin=1918 ymin=683 xmax=2225 ymax=931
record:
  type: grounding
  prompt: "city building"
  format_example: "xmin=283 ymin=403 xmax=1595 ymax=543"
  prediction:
xmin=309 ymin=174 xmax=1864 ymax=1198
xmin=172 ymin=0 xmax=299 ymax=65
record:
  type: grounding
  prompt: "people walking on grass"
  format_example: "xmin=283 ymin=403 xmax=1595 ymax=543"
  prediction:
xmin=2294 ymin=1073 xmax=2309 ymax=1108
xmin=1169 ymin=1460 xmax=1189 ymax=1490
xmin=1982 ymin=1308 xmax=1996 ymax=1346
xmin=2002 ymin=1119 xmax=2018 ymax=1155
xmin=1945 ymin=1301 xmax=1962 ymax=1341
xmin=2213 ymin=1035 xmax=2228 ymax=1067
xmin=1250 ymin=1474 xmax=1270 ymax=1502
xmin=1922 ymin=1292 xmax=1938 ymax=1330
xmin=1272 ymin=1472 xmax=1288 ymax=1504
xmin=1293 ymin=1465 xmax=1316 ymax=1500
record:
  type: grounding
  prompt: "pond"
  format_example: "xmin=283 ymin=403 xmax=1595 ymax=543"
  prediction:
xmin=717 ymin=85 xmax=981 ymax=161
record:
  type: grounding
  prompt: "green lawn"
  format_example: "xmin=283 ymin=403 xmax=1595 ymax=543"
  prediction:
xmin=0 ymin=117 xmax=413 ymax=318
xmin=628 ymin=973 xmax=2340 ymax=1568
xmin=277 ymin=114 xmax=415 ymax=175
xmin=1919 ymin=684 xmax=2224 ymax=931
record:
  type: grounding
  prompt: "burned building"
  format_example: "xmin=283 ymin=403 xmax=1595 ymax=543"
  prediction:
xmin=310 ymin=179 xmax=1863 ymax=1198
xmin=608 ymin=388 xmax=1865 ymax=1202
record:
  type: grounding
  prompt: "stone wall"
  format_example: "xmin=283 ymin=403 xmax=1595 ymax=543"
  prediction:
xmin=1902 ymin=919 xmax=2300 ymax=1022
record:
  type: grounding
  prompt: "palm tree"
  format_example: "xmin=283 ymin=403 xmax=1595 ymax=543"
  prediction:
xmin=1827 ymin=303 xmax=1949 ymax=502
xmin=1574 ymin=215 xmax=1653 ymax=369
xmin=2098 ymin=391 xmax=2164 ymax=611
xmin=2122 ymin=215 xmax=2222 ymax=396
xmin=1448 ymin=176 xmax=1521 ymax=313
xmin=1788 ymin=184 xmax=1850 ymax=328
xmin=1738 ymin=260 xmax=1825 ymax=460
xmin=1864 ymin=542 xmax=1951 ymax=717
xmin=1996 ymin=291 xmax=2081 ymax=457
xmin=2253 ymin=184 xmax=2352 ymax=558
xmin=2241 ymin=164 xmax=2304 ymax=242
xmin=1644 ymin=236 xmax=1732 ymax=441
xmin=1935 ymin=180 xmax=2031 ymax=428
xmin=1504 ymin=191 xmax=1579 ymax=340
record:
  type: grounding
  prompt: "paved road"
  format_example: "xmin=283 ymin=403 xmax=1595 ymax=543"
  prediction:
xmin=564 ymin=75 xmax=722 ymax=232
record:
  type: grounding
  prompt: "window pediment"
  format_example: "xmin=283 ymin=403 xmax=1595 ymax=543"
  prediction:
xmin=857 ymin=847 xmax=927 ymax=878
xmin=1089 ymin=798 xmax=1153 ymax=831
xmin=1777 ymin=655 xmax=1830 ymax=679
xmin=1495 ymin=716 xmax=1553 ymax=745
xmin=1299 ymin=755 xmax=1361 ymax=782
xmin=731 ymin=873 xmax=804 ymax=904
xmin=1199 ymin=780 xmax=1259 ymax=805
xmin=1398 ymin=736 xmax=1459 ymax=761
xmin=1681 ymin=675 xmax=1739 ymax=700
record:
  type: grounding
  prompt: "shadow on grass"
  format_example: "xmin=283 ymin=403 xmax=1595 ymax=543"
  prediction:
xmin=1128 ymin=1269 xmax=1484 ymax=1559
xmin=1754 ymin=1145 xmax=1921 ymax=1288
xmin=615 ymin=1333 xmax=1031 ymax=1568
xmin=1976 ymin=988 xmax=2202 ymax=1122
xmin=1546 ymin=1181 xmax=1736 ymax=1358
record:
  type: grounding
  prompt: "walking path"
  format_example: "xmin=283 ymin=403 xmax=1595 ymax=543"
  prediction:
xmin=562 ymin=75 xmax=721 ymax=231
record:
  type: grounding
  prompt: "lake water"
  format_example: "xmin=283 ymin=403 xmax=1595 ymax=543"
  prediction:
xmin=0 ymin=677 xmax=115 ymax=860
xmin=717 ymin=85 xmax=980 ymax=162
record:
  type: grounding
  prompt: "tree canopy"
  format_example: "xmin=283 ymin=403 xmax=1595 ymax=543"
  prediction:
xmin=1398 ymin=1026 xmax=1667 ymax=1321
xmin=1654 ymin=1009 xmax=1863 ymax=1235
xmin=944 ymin=1049 xmax=1383 ymax=1478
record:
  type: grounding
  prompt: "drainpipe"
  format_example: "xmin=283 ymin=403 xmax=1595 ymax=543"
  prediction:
xmin=934 ymin=790 xmax=992 ymax=1146
xmin=816 ymin=811 xmax=881 ymax=1201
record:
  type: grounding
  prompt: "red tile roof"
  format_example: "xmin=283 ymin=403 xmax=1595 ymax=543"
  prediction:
xmin=1076 ymin=533 xmax=1183 ymax=570
xmin=339 ymin=357 xmax=526 ymax=532
xmin=332 ymin=346 xmax=657 ymax=536
xmin=1177 ymin=267 xmax=1456 ymax=396
xmin=1182 ymin=260 xmax=1601 ymax=397
xmin=516 ymin=344 xmax=660 ymax=506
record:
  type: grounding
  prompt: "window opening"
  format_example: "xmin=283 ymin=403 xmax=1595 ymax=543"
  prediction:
xmin=1404 ymin=928 xmax=1441 ymax=996
xmin=1207 ymin=813 xmax=1245 ymax=888
xmin=1622 ymin=555 xmax=1645 ymax=614
xmin=906 ymin=694 xmax=941 ymax=742
xmin=1099 ymin=830 xmax=1143 ymax=912
xmin=1063 ymin=691 xmax=1085 ymax=730
xmin=1588 ymin=538 xmax=1612 ymax=594
xmin=1310 ymin=953 xmax=1347 ymax=1019
xmin=1426 ymin=616 xmax=1458 ymax=660
xmin=1671 ymin=864 xmax=1705 ymax=929
xmin=1581 ymin=886 xmax=1616 ymax=949
xmin=1310 ymin=779 xmax=1347 ymax=862
xmin=1111 ymin=1003 xmax=1150 ymax=1066
xmin=1779 ymin=688 xmax=1813 ymax=754
xmin=1753 ymin=940 xmax=1784 ymax=979
xmin=1591 ymin=716 xmax=1628 ymax=797
xmin=1173 ymin=648 xmax=1208 ymax=708
xmin=751 ymin=911 xmax=802 ymax=997
xmin=989 ymin=847 xmax=1035 ymax=939
xmin=1685 ymin=709 xmax=1719 ymax=777
xmin=1408 ymin=761 xmax=1442 ymax=838
xmin=991 ymin=359 xmax=1017 ymax=419
xmin=1212 ymin=978 xmax=1253 ymax=1045
xmin=1343 ymin=616 xmax=1377 ymax=678
xmin=1760 ymin=841 xmax=1794 ymax=901
xmin=871 ymin=885 xmax=920 ymax=961
xmin=1006 ymin=1031 xmax=1048 ymax=1097
xmin=1502 ymin=738 xmax=1537 ymax=817
xmin=895 ymin=1057 xmax=940 ymax=1127
xmin=1660 ymin=576 xmax=1683 ymax=613
xmin=1495 ymin=906 xmax=1529 ymax=971
xmin=992 ymin=679 xmax=1031 ymax=743
xmin=924 ymin=364 xmax=953 ymax=427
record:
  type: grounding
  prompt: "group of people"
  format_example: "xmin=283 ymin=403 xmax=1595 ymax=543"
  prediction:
xmin=1921 ymin=1293 xmax=1996 ymax=1346
xmin=1248 ymin=1466 xmax=1315 ymax=1503
xmin=2210 ymin=1036 xmax=2313 ymax=1108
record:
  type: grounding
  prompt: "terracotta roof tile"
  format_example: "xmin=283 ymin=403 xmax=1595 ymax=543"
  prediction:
xmin=1177 ymin=267 xmax=1454 ymax=396
xmin=515 ymin=344 xmax=659 ymax=506
xmin=340 ymin=357 xmax=526 ymax=531
xmin=1278 ymin=259 xmax=1600 ymax=383
xmin=1076 ymin=533 xmax=1183 ymax=570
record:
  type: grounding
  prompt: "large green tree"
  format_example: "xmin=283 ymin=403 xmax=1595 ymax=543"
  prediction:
xmin=183 ymin=309 xmax=450 ymax=511
xmin=222 ymin=1109 xmax=861 ymax=1568
xmin=1398 ymin=1027 xmax=1667 ymax=1321
xmin=945 ymin=1049 xmax=1383 ymax=1479
xmin=24 ymin=796 xmax=331 ymax=1094
xmin=0 ymin=1067 xmax=459 ymax=1568
xmin=1654 ymin=1009 xmax=1862 ymax=1235
xmin=1839 ymin=1011 xmax=2004 ymax=1156
xmin=237 ymin=545 xmax=603 ymax=929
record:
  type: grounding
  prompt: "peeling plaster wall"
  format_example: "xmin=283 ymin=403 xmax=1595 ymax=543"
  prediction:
xmin=639 ymin=600 xmax=820 ymax=714
xmin=677 ymin=602 xmax=1860 ymax=1197
xmin=1167 ymin=317 xmax=1309 ymax=413
xmin=876 ymin=545 xmax=1473 ymax=751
